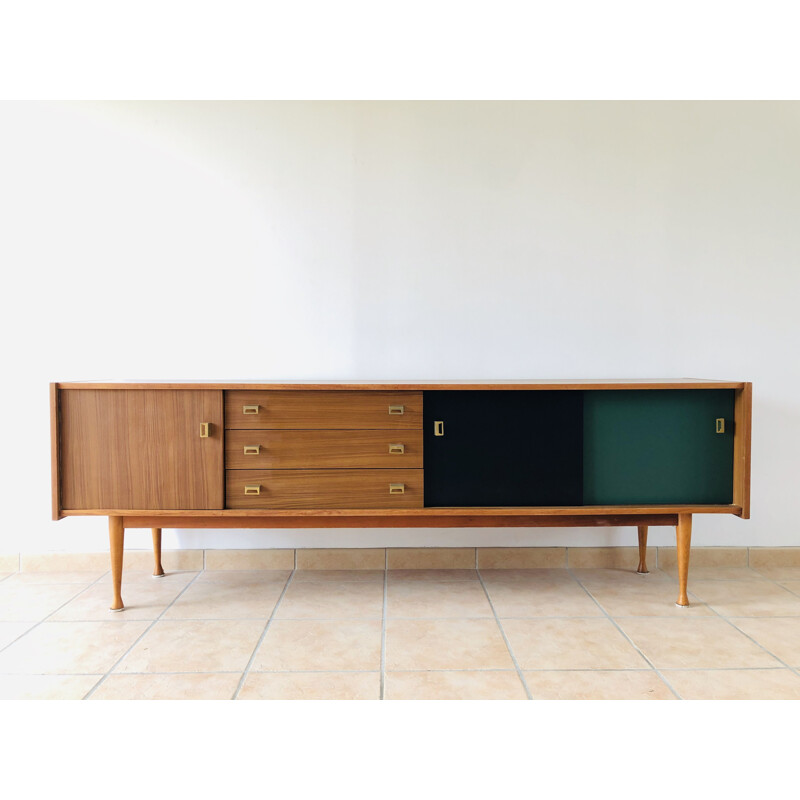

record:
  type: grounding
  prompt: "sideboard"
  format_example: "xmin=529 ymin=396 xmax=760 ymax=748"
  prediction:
xmin=50 ymin=380 xmax=752 ymax=611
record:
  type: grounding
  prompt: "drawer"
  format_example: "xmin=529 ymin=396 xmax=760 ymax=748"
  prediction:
xmin=227 ymin=469 xmax=423 ymax=509
xmin=225 ymin=391 xmax=422 ymax=430
xmin=225 ymin=429 xmax=423 ymax=469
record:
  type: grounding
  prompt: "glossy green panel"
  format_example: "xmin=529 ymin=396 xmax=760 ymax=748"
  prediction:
xmin=583 ymin=390 xmax=735 ymax=505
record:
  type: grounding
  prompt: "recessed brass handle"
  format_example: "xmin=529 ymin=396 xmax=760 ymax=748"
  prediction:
xmin=244 ymin=484 xmax=261 ymax=496
xmin=243 ymin=445 xmax=260 ymax=455
xmin=434 ymin=420 xmax=444 ymax=437
xmin=388 ymin=405 xmax=404 ymax=415
xmin=389 ymin=483 xmax=405 ymax=494
xmin=200 ymin=422 xmax=210 ymax=438
xmin=243 ymin=405 xmax=260 ymax=415
xmin=388 ymin=444 xmax=405 ymax=455
xmin=716 ymin=418 xmax=725 ymax=434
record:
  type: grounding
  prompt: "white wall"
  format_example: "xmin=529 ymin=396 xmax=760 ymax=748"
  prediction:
xmin=1 ymin=100 xmax=798 ymax=553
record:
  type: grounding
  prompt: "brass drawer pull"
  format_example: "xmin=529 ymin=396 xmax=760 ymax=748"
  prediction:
xmin=716 ymin=418 xmax=725 ymax=434
xmin=434 ymin=420 xmax=444 ymax=436
xmin=389 ymin=483 xmax=405 ymax=494
xmin=200 ymin=422 xmax=210 ymax=438
xmin=243 ymin=445 xmax=260 ymax=455
xmin=244 ymin=484 xmax=261 ymax=496
xmin=388 ymin=443 xmax=405 ymax=455
xmin=243 ymin=404 xmax=260 ymax=415
xmin=388 ymin=405 xmax=404 ymax=415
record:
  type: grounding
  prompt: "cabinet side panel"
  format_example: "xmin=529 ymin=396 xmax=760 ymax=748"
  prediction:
xmin=50 ymin=383 xmax=62 ymax=520
xmin=61 ymin=390 xmax=224 ymax=510
xmin=733 ymin=383 xmax=752 ymax=518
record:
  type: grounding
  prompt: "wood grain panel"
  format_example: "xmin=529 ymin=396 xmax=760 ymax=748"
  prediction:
xmin=226 ymin=469 xmax=423 ymax=509
xmin=224 ymin=391 xmax=422 ymax=429
xmin=50 ymin=383 xmax=61 ymax=520
xmin=225 ymin=429 xmax=423 ymax=469
xmin=60 ymin=389 xmax=224 ymax=510
xmin=733 ymin=382 xmax=753 ymax=518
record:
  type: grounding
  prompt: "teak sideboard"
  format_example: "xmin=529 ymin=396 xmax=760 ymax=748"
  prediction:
xmin=50 ymin=380 xmax=752 ymax=611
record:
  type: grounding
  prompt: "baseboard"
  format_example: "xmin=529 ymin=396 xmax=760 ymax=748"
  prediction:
xmin=2 ymin=546 xmax=798 ymax=572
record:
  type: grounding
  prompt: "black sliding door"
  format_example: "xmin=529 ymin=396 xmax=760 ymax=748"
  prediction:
xmin=423 ymin=391 xmax=583 ymax=507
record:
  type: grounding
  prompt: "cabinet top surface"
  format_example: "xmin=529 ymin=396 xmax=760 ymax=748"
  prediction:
xmin=53 ymin=379 xmax=748 ymax=390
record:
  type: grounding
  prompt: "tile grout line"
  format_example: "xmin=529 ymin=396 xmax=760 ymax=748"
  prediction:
xmin=82 ymin=570 xmax=206 ymax=700
xmin=231 ymin=568 xmax=297 ymax=700
xmin=476 ymin=569 xmax=533 ymax=700
xmin=567 ymin=567 xmax=684 ymax=700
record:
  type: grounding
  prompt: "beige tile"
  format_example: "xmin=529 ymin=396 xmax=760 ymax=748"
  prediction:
xmin=0 ymin=621 xmax=149 ymax=674
xmin=124 ymin=550 xmax=204 ymax=571
xmin=387 ymin=548 xmax=475 ymax=570
xmin=239 ymin=671 xmax=380 ymax=700
xmin=163 ymin=579 xmax=284 ymax=620
xmin=617 ymin=618 xmax=781 ymax=669
xmin=567 ymin=547 xmax=640 ymax=570
xmin=485 ymin=581 xmax=603 ymax=618
xmin=387 ymin=581 xmax=494 ymax=618
xmin=0 ymin=573 xmax=13 ymax=582
xmin=388 ymin=569 xmax=478 ymax=582
xmin=665 ymin=669 xmax=800 ymax=700
xmin=480 ymin=568 xmax=578 ymax=584
xmin=502 ymin=618 xmax=647 ymax=670
xmin=90 ymin=673 xmax=241 ymax=700
xmin=252 ymin=620 xmax=382 ymax=671
xmin=478 ymin=548 xmax=566 ymax=570
xmin=52 ymin=573 xmax=195 ymax=621
xmin=661 ymin=567 xmax=767 ymax=582
xmin=276 ymin=581 xmax=384 ymax=620
xmin=730 ymin=618 xmax=800 ymax=667
xmin=658 ymin=547 xmax=747 ymax=569
xmin=752 ymin=566 xmax=800 ymax=581
xmin=0 ymin=583 xmax=92 ymax=622
xmin=3 ymin=571 xmax=106 ymax=585
xmin=385 ymin=619 xmax=514 ymax=670
xmin=585 ymin=586 xmax=713 ymax=617
xmin=386 ymin=670 xmax=527 ymax=700
xmin=296 ymin=549 xmax=384 ymax=570
xmin=98 ymin=569 xmax=199 ymax=584
xmin=194 ymin=570 xmax=290 ymax=585
xmin=572 ymin=568 xmax=674 ymax=588
xmin=205 ymin=549 xmax=294 ymax=570
xmin=0 ymin=674 xmax=102 ymax=700
xmin=21 ymin=553 xmax=109 ymax=572
xmin=781 ymin=581 xmax=800 ymax=597
xmin=115 ymin=620 xmax=264 ymax=673
xmin=525 ymin=670 xmax=675 ymax=700
xmin=749 ymin=548 xmax=800 ymax=570
xmin=0 ymin=622 xmax=35 ymax=650
xmin=293 ymin=570 xmax=384 ymax=583
xmin=688 ymin=580 xmax=800 ymax=617
xmin=0 ymin=555 xmax=18 ymax=572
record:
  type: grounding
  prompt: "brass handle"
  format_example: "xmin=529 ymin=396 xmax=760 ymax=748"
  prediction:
xmin=243 ymin=404 xmax=260 ymax=415
xmin=434 ymin=420 xmax=444 ymax=437
xmin=388 ymin=405 xmax=404 ymax=415
xmin=389 ymin=483 xmax=405 ymax=494
xmin=243 ymin=445 xmax=260 ymax=455
xmin=716 ymin=418 xmax=726 ymax=434
xmin=200 ymin=422 xmax=210 ymax=438
xmin=244 ymin=484 xmax=261 ymax=496
xmin=388 ymin=444 xmax=405 ymax=455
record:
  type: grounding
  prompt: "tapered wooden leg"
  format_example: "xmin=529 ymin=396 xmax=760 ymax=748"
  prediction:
xmin=676 ymin=513 xmax=692 ymax=607
xmin=109 ymin=516 xmax=125 ymax=611
xmin=636 ymin=525 xmax=649 ymax=574
xmin=151 ymin=528 xmax=165 ymax=578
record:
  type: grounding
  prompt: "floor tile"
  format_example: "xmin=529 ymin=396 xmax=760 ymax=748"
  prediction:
xmin=204 ymin=550 xmax=294 ymax=570
xmin=485 ymin=581 xmax=603 ymax=618
xmin=585 ymin=586 xmax=713 ymax=617
xmin=193 ymin=570 xmax=291 ymax=585
xmin=751 ymin=566 xmax=800 ymax=581
xmin=687 ymin=580 xmax=800 ymax=617
xmin=298 ymin=548 xmax=384 ymax=570
xmin=252 ymin=620 xmax=382 ymax=671
xmin=0 ymin=583 xmax=92 ymax=622
xmin=162 ymin=579 xmax=284 ymax=620
xmin=0 ymin=622 xmax=35 ymax=651
xmin=239 ymin=671 xmax=380 ymax=700
xmin=90 ymin=673 xmax=241 ymax=700
xmin=385 ymin=619 xmax=514 ymax=670
xmin=275 ymin=581 xmax=384 ymax=619
xmin=617 ymin=618 xmax=781 ymax=669
xmin=388 ymin=569 xmax=478 ymax=582
xmin=478 ymin=547 xmax=566 ymax=570
xmin=387 ymin=580 xmax=493 ymax=618
xmin=293 ymin=570 xmax=384 ymax=583
xmin=385 ymin=670 xmax=527 ymax=700
xmin=572 ymin=568 xmax=674 ymax=588
xmin=779 ymin=581 xmax=800 ymax=598
xmin=480 ymin=569 xmax=578 ymax=584
xmin=98 ymin=570 xmax=199 ymax=584
xmin=115 ymin=620 xmax=264 ymax=673
xmin=664 ymin=669 xmax=800 ymax=700
xmin=3 ymin=571 xmax=107 ymax=585
xmin=525 ymin=670 xmax=675 ymax=700
xmin=0 ymin=621 xmax=150 ymax=674
xmin=0 ymin=674 xmax=102 ymax=700
xmin=502 ymin=618 xmax=648 ymax=670
xmin=729 ymin=618 xmax=800 ymax=666
xmin=661 ymin=567 xmax=767 ymax=582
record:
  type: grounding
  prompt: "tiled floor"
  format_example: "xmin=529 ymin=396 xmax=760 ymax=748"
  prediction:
xmin=1 ymin=564 xmax=800 ymax=699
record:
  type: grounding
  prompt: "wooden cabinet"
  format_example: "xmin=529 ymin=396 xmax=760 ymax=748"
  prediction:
xmin=50 ymin=380 xmax=752 ymax=611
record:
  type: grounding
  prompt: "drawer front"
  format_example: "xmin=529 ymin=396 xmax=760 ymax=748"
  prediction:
xmin=227 ymin=469 xmax=423 ymax=509
xmin=225 ymin=391 xmax=422 ymax=430
xmin=225 ymin=429 xmax=423 ymax=469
